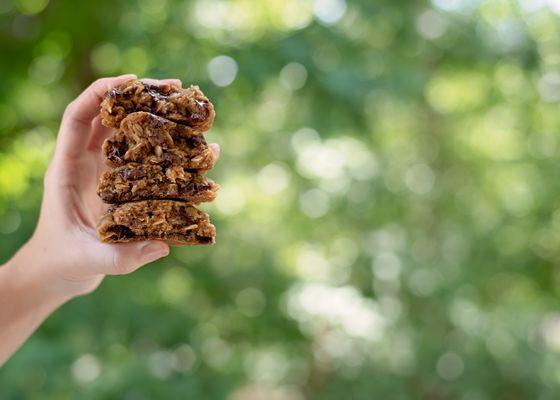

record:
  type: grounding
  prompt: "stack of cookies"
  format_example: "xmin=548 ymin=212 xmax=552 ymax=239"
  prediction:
xmin=96 ymin=79 xmax=219 ymax=245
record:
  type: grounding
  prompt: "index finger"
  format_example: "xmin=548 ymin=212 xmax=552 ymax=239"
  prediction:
xmin=58 ymin=74 xmax=136 ymax=158
xmin=141 ymin=77 xmax=182 ymax=87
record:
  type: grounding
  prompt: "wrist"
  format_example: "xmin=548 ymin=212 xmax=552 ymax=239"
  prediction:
xmin=0 ymin=241 xmax=78 ymax=365
xmin=3 ymin=243 xmax=74 ymax=307
xmin=5 ymin=233 xmax=106 ymax=303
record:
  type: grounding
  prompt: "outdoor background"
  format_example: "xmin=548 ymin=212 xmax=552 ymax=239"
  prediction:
xmin=2 ymin=0 xmax=560 ymax=398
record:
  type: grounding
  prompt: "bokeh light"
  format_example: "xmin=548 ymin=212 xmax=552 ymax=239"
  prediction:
xmin=207 ymin=55 xmax=238 ymax=87
xmin=3 ymin=0 xmax=560 ymax=398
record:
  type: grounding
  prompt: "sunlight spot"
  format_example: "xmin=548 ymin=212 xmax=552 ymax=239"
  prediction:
xmin=299 ymin=188 xmax=330 ymax=218
xmin=436 ymin=352 xmax=464 ymax=381
xmin=280 ymin=62 xmax=308 ymax=91
xmin=208 ymin=55 xmax=238 ymax=87
xmin=257 ymin=163 xmax=291 ymax=195
xmin=314 ymin=0 xmax=346 ymax=25
xmin=72 ymin=354 xmax=101 ymax=384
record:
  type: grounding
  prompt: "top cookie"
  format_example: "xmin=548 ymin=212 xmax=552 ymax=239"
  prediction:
xmin=100 ymin=79 xmax=215 ymax=132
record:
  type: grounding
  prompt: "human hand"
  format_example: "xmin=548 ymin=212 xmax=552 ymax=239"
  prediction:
xmin=13 ymin=75 xmax=218 ymax=299
xmin=0 ymin=75 xmax=220 ymax=364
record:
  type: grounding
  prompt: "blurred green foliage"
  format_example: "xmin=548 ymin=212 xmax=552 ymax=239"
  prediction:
xmin=3 ymin=0 xmax=560 ymax=398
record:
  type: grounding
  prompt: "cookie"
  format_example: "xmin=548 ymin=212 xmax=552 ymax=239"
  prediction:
xmin=97 ymin=163 xmax=219 ymax=204
xmin=98 ymin=200 xmax=215 ymax=244
xmin=100 ymin=79 xmax=215 ymax=132
xmin=102 ymin=111 xmax=214 ymax=170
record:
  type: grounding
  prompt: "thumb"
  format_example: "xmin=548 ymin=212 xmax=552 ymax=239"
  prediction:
xmin=102 ymin=241 xmax=170 ymax=275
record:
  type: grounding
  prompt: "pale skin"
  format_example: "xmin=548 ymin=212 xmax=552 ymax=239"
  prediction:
xmin=0 ymin=75 xmax=219 ymax=365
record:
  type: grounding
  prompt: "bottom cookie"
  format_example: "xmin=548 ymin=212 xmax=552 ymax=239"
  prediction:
xmin=97 ymin=200 xmax=215 ymax=245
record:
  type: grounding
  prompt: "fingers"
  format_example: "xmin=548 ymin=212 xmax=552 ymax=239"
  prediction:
xmin=209 ymin=143 xmax=220 ymax=160
xmin=141 ymin=78 xmax=182 ymax=87
xmin=57 ymin=75 xmax=182 ymax=160
xmin=163 ymin=79 xmax=182 ymax=87
xmin=87 ymin=115 xmax=112 ymax=151
xmin=63 ymin=74 xmax=137 ymax=127
xmin=97 ymin=241 xmax=170 ymax=276
xmin=58 ymin=74 xmax=137 ymax=159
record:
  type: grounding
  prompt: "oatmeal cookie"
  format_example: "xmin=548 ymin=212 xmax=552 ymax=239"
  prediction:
xmin=100 ymin=79 xmax=214 ymax=132
xmin=98 ymin=200 xmax=215 ymax=244
xmin=97 ymin=163 xmax=219 ymax=204
xmin=102 ymin=111 xmax=214 ymax=169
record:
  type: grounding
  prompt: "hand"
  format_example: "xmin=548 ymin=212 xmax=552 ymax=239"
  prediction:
xmin=14 ymin=75 xmax=217 ymax=298
xmin=0 ymin=75 xmax=220 ymax=365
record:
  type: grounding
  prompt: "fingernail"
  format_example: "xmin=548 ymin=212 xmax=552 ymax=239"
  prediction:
xmin=209 ymin=143 xmax=220 ymax=158
xmin=117 ymin=73 xmax=137 ymax=79
xmin=141 ymin=242 xmax=169 ymax=262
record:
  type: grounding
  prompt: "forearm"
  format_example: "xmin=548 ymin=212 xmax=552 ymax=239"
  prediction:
xmin=0 ymin=244 xmax=72 ymax=365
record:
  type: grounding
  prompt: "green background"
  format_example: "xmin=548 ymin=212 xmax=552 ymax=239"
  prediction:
xmin=2 ymin=0 xmax=560 ymax=398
